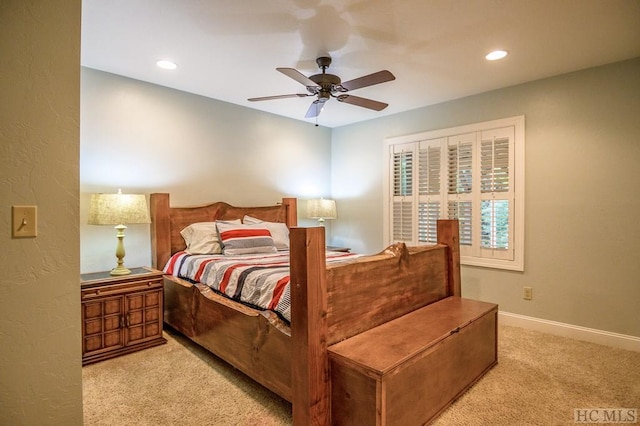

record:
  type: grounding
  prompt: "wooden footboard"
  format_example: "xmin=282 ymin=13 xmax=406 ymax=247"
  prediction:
xmin=288 ymin=220 xmax=461 ymax=425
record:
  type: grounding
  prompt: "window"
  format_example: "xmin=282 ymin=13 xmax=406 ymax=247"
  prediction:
xmin=383 ymin=116 xmax=525 ymax=271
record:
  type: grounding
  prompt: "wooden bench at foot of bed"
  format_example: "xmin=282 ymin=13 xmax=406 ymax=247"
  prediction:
xmin=328 ymin=297 xmax=498 ymax=426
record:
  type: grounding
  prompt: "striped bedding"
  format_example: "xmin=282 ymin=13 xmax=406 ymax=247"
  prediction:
xmin=163 ymin=250 xmax=360 ymax=323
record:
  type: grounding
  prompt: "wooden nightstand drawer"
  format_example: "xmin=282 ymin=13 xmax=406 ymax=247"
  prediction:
xmin=81 ymin=277 xmax=162 ymax=300
xmin=81 ymin=267 xmax=166 ymax=365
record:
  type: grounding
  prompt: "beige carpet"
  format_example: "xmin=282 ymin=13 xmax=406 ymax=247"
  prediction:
xmin=83 ymin=325 xmax=639 ymax=425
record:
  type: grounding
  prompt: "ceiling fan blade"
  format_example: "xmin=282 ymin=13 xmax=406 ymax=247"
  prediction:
xmin=277 ymin=67 xmax=320 ymax=89
xmin=340 ymin=70 xmax=395 ymax=91
xmin=305 ymin=100 xmax=326 ymax=118
xmin=248 ymin=93 xmax=310 ymax=102
xmin=337 ymin=94 xmax=388 ymax=111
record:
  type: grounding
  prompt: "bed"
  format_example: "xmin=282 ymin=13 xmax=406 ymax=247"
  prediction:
xmin=150 ymin=193 xmax=465 ymax=425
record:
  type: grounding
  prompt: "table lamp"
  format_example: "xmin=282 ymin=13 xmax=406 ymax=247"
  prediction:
xmin=307 ymin=198 xmax=337 ymax=226
xmin=88 ymin=189 xmax=151 ymax=275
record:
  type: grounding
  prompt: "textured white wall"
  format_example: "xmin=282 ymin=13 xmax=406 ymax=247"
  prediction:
xmin=80 ymin=68 xmax=333 ymax=273
xmin=331 ymin=58 xmax=640 ymax=337
xmin=0 ymin=1 xmax=83 ymax=424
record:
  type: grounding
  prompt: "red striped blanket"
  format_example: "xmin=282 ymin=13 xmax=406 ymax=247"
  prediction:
xmin=164 ymin=250 xmax=360 ymax=323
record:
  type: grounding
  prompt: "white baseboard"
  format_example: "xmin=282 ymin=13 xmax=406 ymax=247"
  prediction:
xmin=498 ymin=311 xmax=640 ymax=352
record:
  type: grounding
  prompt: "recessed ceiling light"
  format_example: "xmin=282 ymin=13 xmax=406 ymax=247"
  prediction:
xmin=156 ymin=59 xmax=178 ymax=70
xmin=485 ymin=50 xmax=508 ymax=61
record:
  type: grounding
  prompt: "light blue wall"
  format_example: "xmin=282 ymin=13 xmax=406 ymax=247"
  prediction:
xmin=80 ymin=68 xmax=332 ymax=273
xmin=331 ymin=58 xmax=640 ymax=337
xmin=81 ymin=59 xmax=640 ymax=337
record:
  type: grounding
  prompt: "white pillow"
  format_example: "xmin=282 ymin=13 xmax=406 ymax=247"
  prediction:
xmin=243 ymin=215 xmax=290 ymax=250
xmin=216 ymin=222 xmax=277 ymax=255
xmin=180 ymin=220 xmax=240 ymax=254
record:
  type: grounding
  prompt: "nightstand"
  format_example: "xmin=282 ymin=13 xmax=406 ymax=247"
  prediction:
xmin=327 ymin=246 xmax=351 ymax=253
xmin=81 ymin=266 xmax=166 ymax=365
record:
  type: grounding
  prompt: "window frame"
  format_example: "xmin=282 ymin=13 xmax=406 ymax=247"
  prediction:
xmin=383 ymin=116 xmax=525 ymax=271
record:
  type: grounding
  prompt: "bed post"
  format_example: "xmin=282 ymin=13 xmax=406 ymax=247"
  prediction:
xmin=289 ymin=227 xmax=330 ymax=426
xmin=282 ymin=197 xmax=298 ymax=227
xmin=149 ymin=193 xmax=171 ymax=270
xmin=437 ymin=219 xmax=461 ymax=297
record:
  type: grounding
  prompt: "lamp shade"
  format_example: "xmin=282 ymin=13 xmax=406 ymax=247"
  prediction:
xmin=307 ymin=198 xmax=337 ymax=221
xmin=88 ymin=192 xmax=151 ymax=225
xmin=88 ymin=190 xmax=150 ymax=276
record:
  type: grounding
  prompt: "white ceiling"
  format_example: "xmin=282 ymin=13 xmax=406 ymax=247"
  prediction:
xmin=81 ymin=0 xmax=640 ymax=128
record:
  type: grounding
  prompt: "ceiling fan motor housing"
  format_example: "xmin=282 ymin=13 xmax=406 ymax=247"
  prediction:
xmin=309 ymin=73 xmax=341 ymax=99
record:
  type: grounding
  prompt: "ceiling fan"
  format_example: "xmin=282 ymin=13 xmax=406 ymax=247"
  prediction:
xmin=248 ymin=56 xmax=395 ymax=119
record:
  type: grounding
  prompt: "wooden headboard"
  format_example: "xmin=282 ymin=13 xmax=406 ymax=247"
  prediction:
xmin=149 ymin=193 xmax=297 ymax=269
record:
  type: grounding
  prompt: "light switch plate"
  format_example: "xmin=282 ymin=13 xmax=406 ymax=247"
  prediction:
xmin=12 ymin=205 xmax=37 ymax=238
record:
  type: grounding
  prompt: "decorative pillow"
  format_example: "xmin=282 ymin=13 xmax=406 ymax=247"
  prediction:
xmin=216 ymin=222 xmax=277 ymax=255
xmin=180 ymin=220 xmax=240 ymax=254
xmin=243 ymin=215 xmax=290 ymax=250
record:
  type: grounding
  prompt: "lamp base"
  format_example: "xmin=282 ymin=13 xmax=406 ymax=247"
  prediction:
xmin=110 ymin=266 xmax=131 ymax=276
xmin=111 ymin=224 xmax=130 ymax=275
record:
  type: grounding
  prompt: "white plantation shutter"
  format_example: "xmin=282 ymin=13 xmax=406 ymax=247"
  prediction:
xmin=447 ymin=137 xmax=473 ymax=194
xmin=478 ymin=127 xmax=515 ymax=260
xmin=481 ymin=137 xmax=509 ymax=192
xmin=384 ymin=116 xmax=524 ymax=271
xmin=418 ymin=202 xmax=440 ymax=243
xmin=417 ymin=140 xmax=443 ymax=244
xmin=447 ymin=201 xmax=473 ymax=246
xmin=393 ymin=201 xmax=413 ymax=241
xmin=446 ymin=134 xmax=475 ymax=256
xmin=481 ymin=200 xmax=509 ymax=249
xmin=391 ymin=144 xmax=415 ymax=243
xmin=419 ymin=144 xmax=441 ymax=196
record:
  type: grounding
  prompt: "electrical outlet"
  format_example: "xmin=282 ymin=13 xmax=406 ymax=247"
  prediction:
xmin=523 ymin=286 xmax=533 ymax=300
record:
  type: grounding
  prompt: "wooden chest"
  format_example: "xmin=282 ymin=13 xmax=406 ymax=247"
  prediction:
xmin=328 ymin=297 xmax=497 ymax=425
